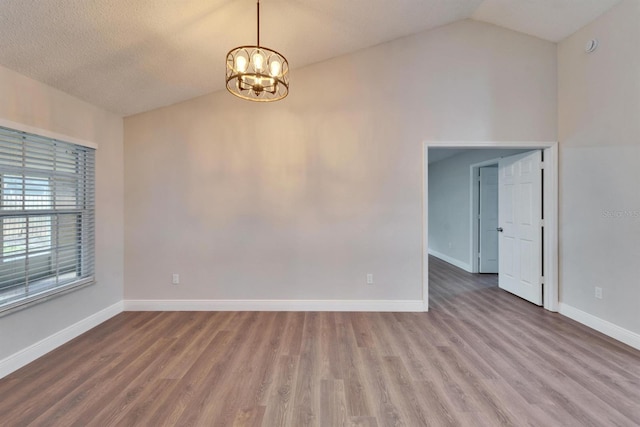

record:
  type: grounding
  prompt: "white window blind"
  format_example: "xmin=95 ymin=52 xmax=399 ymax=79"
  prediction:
xmin=0 ymin=126 xmax=95 ymax=314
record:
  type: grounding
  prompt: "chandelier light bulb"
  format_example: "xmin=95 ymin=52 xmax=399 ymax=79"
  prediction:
xmin=253 ymin=52 xmax=264 ymax=70
xmin=269 ymin=60 xmax=281 ymax=77
xmin=235 ymin=56 xmax=247 ymax=72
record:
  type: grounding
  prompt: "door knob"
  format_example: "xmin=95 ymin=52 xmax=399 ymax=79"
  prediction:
xmin=497 ymin=227 xmax=504 ymax=232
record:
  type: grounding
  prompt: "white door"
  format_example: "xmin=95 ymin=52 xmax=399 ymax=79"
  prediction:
xmin=498 ymin=151 xmax=543 ymax=305
xmin=479 ymin=166 xmax=499 ymax=273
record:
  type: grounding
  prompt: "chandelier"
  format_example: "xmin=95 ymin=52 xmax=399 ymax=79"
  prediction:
xmin=226 ymin=0 xmax=289 ymax=102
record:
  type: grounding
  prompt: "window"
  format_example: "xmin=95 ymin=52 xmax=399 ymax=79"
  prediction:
xmin=3 ymin=176 xmax=52 ymax=261
xmin=0 ymin=126 xmax=95 ymax=314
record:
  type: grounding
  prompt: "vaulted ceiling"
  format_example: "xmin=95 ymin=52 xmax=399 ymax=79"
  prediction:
xmin=0 ymin=0 xmax=621 ymax=116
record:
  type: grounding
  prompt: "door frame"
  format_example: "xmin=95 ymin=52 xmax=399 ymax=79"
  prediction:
xmin=422 ymin=141 xmax=558 ymax=312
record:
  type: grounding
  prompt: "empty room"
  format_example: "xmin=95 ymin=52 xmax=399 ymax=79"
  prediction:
xmin=0 ymin=0 xmax=639 ymax=425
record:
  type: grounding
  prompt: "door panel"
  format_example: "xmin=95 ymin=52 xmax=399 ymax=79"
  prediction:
xmin=498 ymin=151 xmax=542 ymax=305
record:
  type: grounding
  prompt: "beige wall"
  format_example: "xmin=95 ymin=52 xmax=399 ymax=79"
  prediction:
xmin=0 ymin=65 xmax=124 ymax=359
xmin=558 ymin=0 xmax=640 ymax=334
xmin=124 ymin=20 xmax=557 ymax=303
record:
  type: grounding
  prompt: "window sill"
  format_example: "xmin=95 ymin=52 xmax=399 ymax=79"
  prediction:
xmin=0 ymin=278 xmax=96 ymax=318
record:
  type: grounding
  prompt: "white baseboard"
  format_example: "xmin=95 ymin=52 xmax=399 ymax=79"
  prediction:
xmin=0 ymin=301 xmax=123 ymax=379
xmin=124 ymin=299 xmax=426 ymax=312
xmin=559 ymin=303 xmax=640 ymax=351
xmin=428 ymin=249 xmax=472 ymax=272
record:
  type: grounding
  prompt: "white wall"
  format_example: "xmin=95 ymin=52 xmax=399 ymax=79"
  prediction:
xmin=428 ymin=149 xmax=529 ymax=270
xmin=124 ymin=20 xmax=557 ymax=305
xmin=0 ymin=65 xmax=124 ymax=360
xmin=558 ymin=0 xmax=640 ymax=335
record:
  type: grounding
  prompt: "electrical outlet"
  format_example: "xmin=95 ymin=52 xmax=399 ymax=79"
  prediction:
xmin=595 ymin=287 xmax=603 ymax=299
xmin=366 ymin=274 xmax=374 ymax=285
xmin=172 ymin=273 xmax=180 ymax=285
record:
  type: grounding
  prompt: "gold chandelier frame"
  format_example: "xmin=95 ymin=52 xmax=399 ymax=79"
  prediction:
xmin=225 ymin=0 xmax=289 ymax=102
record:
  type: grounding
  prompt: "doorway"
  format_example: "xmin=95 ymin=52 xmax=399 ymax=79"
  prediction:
xmin=476 ymin=164 xmax=499 ymax=274
xmin=422 ymin=141 xmax=558 ymax=312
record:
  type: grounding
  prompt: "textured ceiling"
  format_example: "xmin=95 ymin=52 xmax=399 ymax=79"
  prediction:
xmin=472 ymin=0 xmax=621 ymax=42
xmin=0 ymin=0 xmax=622 ymax=116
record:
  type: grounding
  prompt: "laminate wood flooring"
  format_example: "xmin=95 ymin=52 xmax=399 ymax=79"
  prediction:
xmin=1 ymin=256 xmax=639 ymax=426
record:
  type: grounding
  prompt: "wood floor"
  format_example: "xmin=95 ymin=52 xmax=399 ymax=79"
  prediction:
xmin=2 ymin=256 xmax=639 ymax=426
